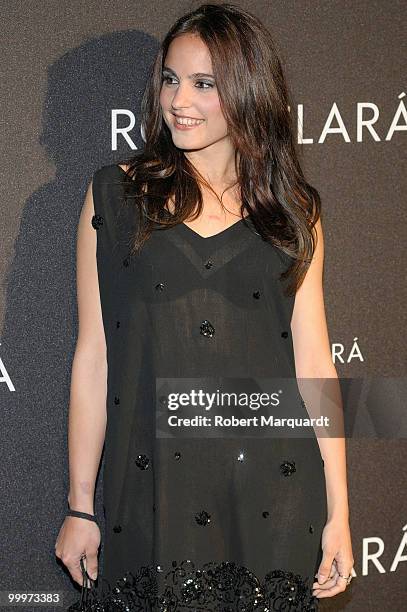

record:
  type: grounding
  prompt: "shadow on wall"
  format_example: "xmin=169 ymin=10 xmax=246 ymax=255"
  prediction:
xmin=0 ymin=29 xmax=159 ymax=610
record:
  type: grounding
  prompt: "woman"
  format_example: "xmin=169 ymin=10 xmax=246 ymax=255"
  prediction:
xmin=56 ymin=3 xmax=354 ymax=610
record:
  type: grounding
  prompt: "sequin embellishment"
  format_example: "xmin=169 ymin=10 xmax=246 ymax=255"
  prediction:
xmin=200 ymin=319 xmax=215 ymax=337
xmin=253 ymin=290 xmax=261 ymax=299
xmin=91 ymin=214 xmax=104 ymax=230
xmin=204 ymin=260 xmax=213 ymax=269
xmin=280 ymin=460 xmax=296 ymax=476
xmin=67 ymin=560 xmax=319 ymax=611
xmin=195 ymin=510 xmax=211 ymax=526
xmin=281 ymin=331 xmax=289 ymax=338
xmin=135 ymin=454 xmax=150 ymax=470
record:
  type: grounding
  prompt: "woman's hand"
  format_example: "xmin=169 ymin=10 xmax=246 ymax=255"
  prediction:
xmin=55 ymin=516 xmax=101 ymax=586
xmin=312 ymin=516 xmax=354 ymax=599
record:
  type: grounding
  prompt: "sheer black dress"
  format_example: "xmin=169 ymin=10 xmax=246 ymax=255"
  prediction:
xmin=79 ymin=163 xmax=327 ymax=611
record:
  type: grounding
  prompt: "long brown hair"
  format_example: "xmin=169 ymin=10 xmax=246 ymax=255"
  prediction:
xmin=118 ymin=2 xmax=321 ymax=297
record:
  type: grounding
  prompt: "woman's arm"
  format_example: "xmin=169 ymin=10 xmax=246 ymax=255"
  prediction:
xmin=67 ymin=178 xmax=107 ymax=514
xmin=55 ymin=179 xmax=106 ymax=586
xmin=291 ymin=216 xmax=349 ymax=520
xmin=290 ymin=216 xmax=354 ymax=598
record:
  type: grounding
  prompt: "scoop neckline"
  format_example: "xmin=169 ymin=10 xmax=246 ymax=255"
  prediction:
xmin=115 ymin=163 xmax=250 ymax=240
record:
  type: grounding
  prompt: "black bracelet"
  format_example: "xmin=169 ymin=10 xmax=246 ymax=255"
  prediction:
xmin=67 ymin=508 xmax=97 ymax=522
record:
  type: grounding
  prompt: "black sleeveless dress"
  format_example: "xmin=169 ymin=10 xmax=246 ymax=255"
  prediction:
xmin=89 ymin=163 xmax=327 ymax=611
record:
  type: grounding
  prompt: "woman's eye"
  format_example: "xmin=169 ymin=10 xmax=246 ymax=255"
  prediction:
xmin=162 ymin=76 xmax=177 ymax=85
xmin=161 ymin=76 xmax=214 ymax=90
xmin=196 ymin=81 xmax=214 ymax=89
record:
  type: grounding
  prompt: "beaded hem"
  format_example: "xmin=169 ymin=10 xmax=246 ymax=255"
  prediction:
xmin=67 ymin=559 xmax=319 ymax=611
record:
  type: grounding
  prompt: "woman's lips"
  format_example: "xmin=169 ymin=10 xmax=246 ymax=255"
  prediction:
xmin=173 ymin=116 xmax=205 ymax=130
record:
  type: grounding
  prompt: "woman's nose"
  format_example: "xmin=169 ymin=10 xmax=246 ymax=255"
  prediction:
xmin=170 ymin=84 xmax=192 ymax=109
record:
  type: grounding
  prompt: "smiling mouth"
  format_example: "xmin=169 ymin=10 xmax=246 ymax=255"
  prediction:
xmin=173 ymin=116 xmax=205 ymax=126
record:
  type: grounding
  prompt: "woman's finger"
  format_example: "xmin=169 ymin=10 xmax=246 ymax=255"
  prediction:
xmin=316 ymin=548 xmax=336 ymax=585
xmin=84 ymin=551 xmax=98 ymax=581
xmin=312 ymin=567 xmax=338 ymax=592
xmin=313 ymin=574 xmax=349 ymax=599
xmin=62 ymin=554 xmax=86 ymax=587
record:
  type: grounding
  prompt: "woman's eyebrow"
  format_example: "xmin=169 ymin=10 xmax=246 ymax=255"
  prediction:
xmin=162 ymin=66 xmax=214 ymax=79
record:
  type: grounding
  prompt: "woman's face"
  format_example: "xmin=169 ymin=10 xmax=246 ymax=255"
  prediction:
xmin=160 ymin=33 xmax=229 ymax=151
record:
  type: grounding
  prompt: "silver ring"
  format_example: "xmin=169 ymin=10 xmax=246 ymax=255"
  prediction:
xmin=338 ymin=572 xmax=352 ymax=585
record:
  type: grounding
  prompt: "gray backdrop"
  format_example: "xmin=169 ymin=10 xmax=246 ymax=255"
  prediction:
xmin=0 ymin=1 xmax=406 ymax=610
